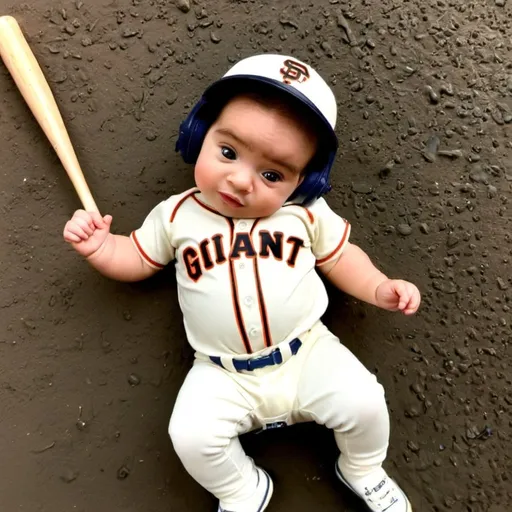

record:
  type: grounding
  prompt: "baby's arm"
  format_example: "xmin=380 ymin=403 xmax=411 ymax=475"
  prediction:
xmin=319 ymin=242 xmax=420 ymax=315
xmin=63 ymin=210 xmax=158 ymax=282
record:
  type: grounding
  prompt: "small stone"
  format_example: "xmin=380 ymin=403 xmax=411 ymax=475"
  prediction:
xmin=419 ymin=223 xmax=429 ymax=234
xmin=52 ymin=70 xmax=68 ymax=83
xmin=438 ymin=149 xmax=462 ymax=159
xmin=407 ymin=440 xmax=420 ymax=453
xmin=122 ymin=28 xmax=139 ymax=38
xmin=495 ymin=0 xmax=505 ymax=6
xmin=405 ymin=406 xmax=420 ymax=418
xmin=497 ymin=277 xmax=508 ymax=290
xmin=440 ymin=83 xmax=454 ymax=96
xmin=76 ymin=419 xmax=87 ymax=431
xmin=425 ymin=85 xmax=439 ymax=104
xmin=397 ymin=224 xmax=412 ymax=236
xmin=351 ymin=182 xmax=373 ymax=194
xmin=128 ymin=373 xmax=141 ymax=386
xmin=166 ymin=92 xmax=179 ymax=105
xmin=210 ymin=32 xmax=221 ymax=43
xmin=176 ymin=0 xmax=191 ymax=13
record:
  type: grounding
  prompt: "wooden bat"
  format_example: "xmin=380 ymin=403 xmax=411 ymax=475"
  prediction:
xmin=0 ymin=15 xmax=98 ymax=212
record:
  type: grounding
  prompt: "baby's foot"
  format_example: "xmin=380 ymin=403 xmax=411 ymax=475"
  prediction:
xmin=218 ymin=467 xmax=273 ymax=512
xmin=336 ymin=464 xmax=412 ymax=511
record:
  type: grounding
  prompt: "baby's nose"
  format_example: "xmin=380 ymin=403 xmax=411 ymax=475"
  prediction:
xmin=228 ymin=168 xmax=253 ymax=192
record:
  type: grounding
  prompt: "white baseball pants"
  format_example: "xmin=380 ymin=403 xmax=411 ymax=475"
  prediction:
xmin=169 ymin=322 xmax=390 ymax=505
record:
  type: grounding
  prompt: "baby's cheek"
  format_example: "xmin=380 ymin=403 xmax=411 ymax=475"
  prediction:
xmin=194 ymin=162 xmax=210 ymax=190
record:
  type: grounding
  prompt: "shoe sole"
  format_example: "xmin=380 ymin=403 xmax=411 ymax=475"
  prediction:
xmin=218 ymin=468 xmax=274 ymax=512
xmin=258 ymin=469 xmax=273 ymax=511
xmin=335 ymin=463 xmax=413 ymax=512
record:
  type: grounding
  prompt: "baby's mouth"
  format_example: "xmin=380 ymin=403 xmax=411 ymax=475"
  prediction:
xmin=219 ymin=192 xmax=244 ymax=207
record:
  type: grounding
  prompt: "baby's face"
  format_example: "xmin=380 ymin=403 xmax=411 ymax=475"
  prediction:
xmin=194 ymin=95 xmax=316 ymax=218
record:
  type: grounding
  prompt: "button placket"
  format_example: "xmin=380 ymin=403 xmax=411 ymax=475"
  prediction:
xmin=232 ymin=218 xmax=262 ymax=348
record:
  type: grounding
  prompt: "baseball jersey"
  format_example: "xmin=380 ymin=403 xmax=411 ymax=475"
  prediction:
xmin=130 ymin=188 xmax=350 ymax=358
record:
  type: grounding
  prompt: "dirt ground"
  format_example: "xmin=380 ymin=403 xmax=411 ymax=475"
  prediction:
xmin=1 ymin=0 xmax=511 ymax=511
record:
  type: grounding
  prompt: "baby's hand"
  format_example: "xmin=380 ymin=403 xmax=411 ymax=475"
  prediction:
xmin=63 ymin=210 xmax=113 ymax=258
xmin=375 ymin=279 xmax=421 ymax=315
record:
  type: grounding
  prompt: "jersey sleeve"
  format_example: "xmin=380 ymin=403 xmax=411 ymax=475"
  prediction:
xmin=130 ymin=197 xmax=177 ymax=269
xmin=307 ymin=197 xmax=351 ymax=267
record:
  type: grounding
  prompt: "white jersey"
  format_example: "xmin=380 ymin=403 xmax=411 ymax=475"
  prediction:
xmin=131 ymin=188 xmax=350 ymax=358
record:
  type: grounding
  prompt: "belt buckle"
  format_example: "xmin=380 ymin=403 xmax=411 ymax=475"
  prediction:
xmin=245 ymin=353 xmax=267 ymax=371
xmin=270 ymin=347 xmax=283 ymax=365
xmin=245 ymin=347 xmax=282 ymax=371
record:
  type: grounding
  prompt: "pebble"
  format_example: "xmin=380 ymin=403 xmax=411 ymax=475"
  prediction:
xmin=440 ymin=83 xmax=454 ymax=96
xmin=397 ymin=224 xmax=412 ymax=236
xmin=52 ymin=70 xmax=68 ymax=83
xmin=128 ymin=373 xmax=141 ymax=386
xmin=497 ymin=278 xmax=508 ymax=290
xmin=321 ymin=41 xmax=334 ymax=58
xmin=166 ymin=92 xmax=179 ymax=105
xmin=438 ymin=149 xmax=462 ymax=159
xmin=425 ymin=85 xmax=439 ymax=104
xmin=122 ymin=28 xmax=139 ymax=38
xmin=210 ymin=32 xmax=221 ymax=43
xmin=407 ymin=440 xmax=420 ymax=453
xmin=176 ymin=0 xmax=191 ymax=13
xmin=351 ymin=183 xmax=373 ymax=194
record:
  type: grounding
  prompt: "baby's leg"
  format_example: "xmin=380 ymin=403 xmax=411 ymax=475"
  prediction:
xmin=295 ymin=331 xmax=390 ymax=479
xmin=169 ymin=360 xmax=261 ymax=505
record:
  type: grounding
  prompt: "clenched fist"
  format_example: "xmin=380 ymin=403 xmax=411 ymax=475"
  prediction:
xmin=375 ymin=279 xmax=421 ymax=315
xmin=63 ymin=210 xmax=113 ymax=258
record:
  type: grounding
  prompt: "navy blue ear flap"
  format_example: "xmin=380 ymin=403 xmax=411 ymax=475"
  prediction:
xmin=175 ymin=97 xmax=214 ymax=164
xmin=288 ymin=149 xmax=336 ymax=206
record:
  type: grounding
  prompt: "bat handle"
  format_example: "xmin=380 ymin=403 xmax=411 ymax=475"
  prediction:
xmin=60 ymin=152 xmax=99 ymax=213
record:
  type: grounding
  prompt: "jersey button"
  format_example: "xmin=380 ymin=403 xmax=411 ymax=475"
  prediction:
xmin=239 ymin=221 xmax=247 ymax=229
xmin=249 ymin=327 xmax=259 ymax=338
xmin=244 ymin=296 xmax=253 ymax=306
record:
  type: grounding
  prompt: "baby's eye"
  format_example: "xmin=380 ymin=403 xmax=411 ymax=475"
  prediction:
xmin=262 ymin=171 xmax=282 ymax=183
xmin=221 ymin=146 xmax=236 ymax=160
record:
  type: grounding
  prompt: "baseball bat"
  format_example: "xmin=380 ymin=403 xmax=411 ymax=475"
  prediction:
xmin=0 ymin=15 xmax=98 ymax=212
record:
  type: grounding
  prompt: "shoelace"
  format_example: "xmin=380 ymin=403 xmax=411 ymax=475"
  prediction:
xmin=365 ymin=477 xmax=400 ymax=511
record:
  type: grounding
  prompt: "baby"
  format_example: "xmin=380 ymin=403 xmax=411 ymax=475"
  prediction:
xmin=64 ymin=54 xmax=420 ymax=512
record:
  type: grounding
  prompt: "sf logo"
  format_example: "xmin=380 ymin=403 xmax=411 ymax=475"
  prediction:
xmin=280 ymin=59 xmax=310 ymax=84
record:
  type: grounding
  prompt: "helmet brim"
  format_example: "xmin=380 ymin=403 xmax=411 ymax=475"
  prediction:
xmin=203 ymin=75 xmax=338 ymax=153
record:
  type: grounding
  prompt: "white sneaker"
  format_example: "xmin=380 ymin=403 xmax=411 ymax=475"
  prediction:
xmin=335 ymin=464 xmax=412 ymax=512
xmin=218 ymin=467 xmax=273 ymax=512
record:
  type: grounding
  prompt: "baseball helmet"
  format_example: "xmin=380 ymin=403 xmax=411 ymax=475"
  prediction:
xmin=175 ymin=54 xmax=338 ymax=206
